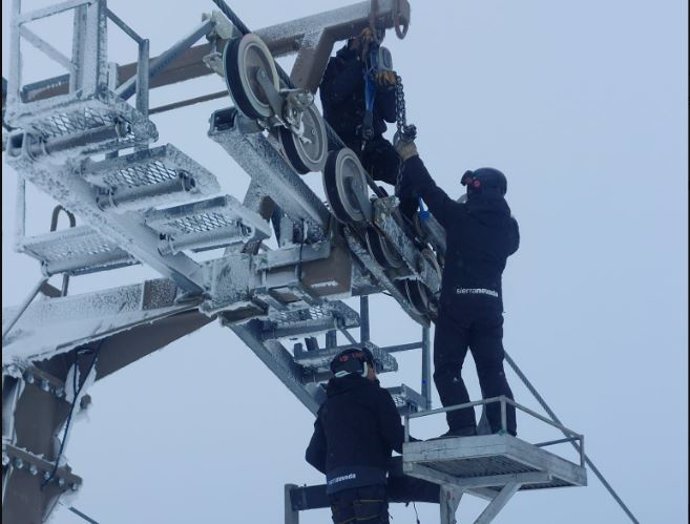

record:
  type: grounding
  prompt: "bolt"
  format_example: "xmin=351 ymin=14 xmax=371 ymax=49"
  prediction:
xmin=43 ymin=471 xmax=51 ymax=481
xmin=58 ymin=478 xmax=66 ymax=488
xmin=2 ymin=454 xmax=9 ymax=466
xmin=25 ymin=373 xmax=35 ymax=385
xmin=29 ymin=464 xmax=38 ymax=476
xmin=55 ymin=387 xmax=65 ymax=399
xmin=71 ymin=483 xmax=80 ymax=492
xmin=13 ymin=458 xmax=23 ymax=470
xmin=41 ymin=379 xmax=51 ymax=392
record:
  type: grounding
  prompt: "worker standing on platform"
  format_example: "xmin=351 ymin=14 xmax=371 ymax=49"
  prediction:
xmin=395 ymin=139 xmax=520 ymax=438
xmin=319 ymin=28 xmax=418 ymax=218
xmin=305 ymin=347 xmax=405 ymax=523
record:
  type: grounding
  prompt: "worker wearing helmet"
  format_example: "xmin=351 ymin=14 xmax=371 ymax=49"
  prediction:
xmin=305 ymin=347 xmax=405 ymax=523
xmin=395 ymin=139 xmax=520 ymax=438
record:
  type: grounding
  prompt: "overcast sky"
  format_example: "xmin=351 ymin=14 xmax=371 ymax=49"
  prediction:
xmin=2 ymin=1 xmax=688 ymax=523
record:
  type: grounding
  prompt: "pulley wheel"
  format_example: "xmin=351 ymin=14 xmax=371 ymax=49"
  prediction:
xmin=279 ymin=104 xmax=328 ymax=174
xmin=421 ymin=248 xmax=442 ymax=290
xmin=403 ymin=279 xmax=430 ymax=316
xmin=365 ymin=227 xmax=403 ymax=269
xmin=323 ymin=148 xmax=370 ymax=224
xmin=223 ymin=33 xmax=279 ymax=119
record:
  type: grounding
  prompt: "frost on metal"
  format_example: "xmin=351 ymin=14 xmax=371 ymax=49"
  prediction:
xmin=19 ymin=225 xmax=138 ymax=276
xmin=256 ymin=1 xmax=375 ymax=45
xmin=81 ymin=144 xmax=221 ymax=212
xmin=1 ymin=279 xmax=194 ymax=364
xmin=145 ymin=195 xmax=272 ymax=253
xmin=208 ymin=110 xmax=329 ymax=232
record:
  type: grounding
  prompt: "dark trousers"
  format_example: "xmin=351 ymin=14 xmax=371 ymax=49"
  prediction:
xmin=330 ymin=485 xmax=389 ymax=524
xmin=433 ymin=308 xmax=517 ymax=436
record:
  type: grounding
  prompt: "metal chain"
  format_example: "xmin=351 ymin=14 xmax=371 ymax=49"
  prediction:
xmin=394 ymin=74 xmax=416 ymax=189
xmin=395 ymin=74 xmax=407 ymax=137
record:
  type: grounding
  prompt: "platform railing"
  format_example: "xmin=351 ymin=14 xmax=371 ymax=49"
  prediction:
xmin=403 ymin=395 xmax=586 ymax=468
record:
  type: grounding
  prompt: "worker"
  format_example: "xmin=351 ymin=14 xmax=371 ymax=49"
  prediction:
xmin=305 ymin=347 xmax=407 ymax=523
xmin=319 ymin=28 xmax=417 ymax=218
xmin=395 ymin=138 xmax=520 ymax=437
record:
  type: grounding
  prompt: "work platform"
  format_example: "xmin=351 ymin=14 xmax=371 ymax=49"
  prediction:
xmin=287 ymin=395 xmax=586 ymax=523
xmin=403 ymin=434 xmax=586 ymax=493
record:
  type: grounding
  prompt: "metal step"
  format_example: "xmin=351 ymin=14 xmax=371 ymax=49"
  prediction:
xmin=293 ymin=340 xmax=398 ymax=375
xmin=145 ymin=195 xmax=271 ymax=255
xmin=260 ymin=301 xmax=360 ymax=340
xmin=82 ymin=144 xmax=220 ymax=212
xmin=8 ymin=91 xmax=157 ymax=157
xmin=387 ymin=384 xmax=426 ymax=415
xmin=18 ymin=225 xmax=138 ymax=276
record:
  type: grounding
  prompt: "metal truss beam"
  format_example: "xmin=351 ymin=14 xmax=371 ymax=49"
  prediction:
xmin=20 ymin=0 xmax=410 ymax=102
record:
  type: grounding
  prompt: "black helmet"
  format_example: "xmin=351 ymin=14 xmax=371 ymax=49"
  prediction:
xmin=461 ymin=168 xmax=508 ymax=197
xmin=330 ymin=347 xmax=375 ymax=378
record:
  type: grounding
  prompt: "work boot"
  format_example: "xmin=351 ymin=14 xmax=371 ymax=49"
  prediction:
xmin=432 ymin=427 xmax=477 ymax=440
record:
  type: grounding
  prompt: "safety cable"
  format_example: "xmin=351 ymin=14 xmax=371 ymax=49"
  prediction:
xmin=504 ymin=351 xmax=640 ymax=524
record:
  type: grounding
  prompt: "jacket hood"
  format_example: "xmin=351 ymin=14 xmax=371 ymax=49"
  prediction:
xmin=336 ymin=43 xmax=358 ymax=61
xmin=326 ymin=374 xmax=377 ymax=398
xmin=466 ymin=194 xmax=512 ymax=222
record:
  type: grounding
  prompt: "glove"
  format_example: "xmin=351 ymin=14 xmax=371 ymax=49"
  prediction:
xmin=376 ymin=70 xmax=397 ymax=87
xmin=395 ymin=138 xmax=418 ymax=162
xmin=349 ymin=27 xmax=375 ymax=61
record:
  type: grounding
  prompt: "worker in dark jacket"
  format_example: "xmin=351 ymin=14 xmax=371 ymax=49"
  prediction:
xmin=305 ymin=347 xmax=405 ymax=523
xmin=395 ymin=139 xmax=520 ymax=437
xmin=319 ymin=29 xmax=417 ymax=218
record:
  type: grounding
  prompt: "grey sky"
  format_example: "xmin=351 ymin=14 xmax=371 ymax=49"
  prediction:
xmin=2 ymin=0 xmax=688 ymax=523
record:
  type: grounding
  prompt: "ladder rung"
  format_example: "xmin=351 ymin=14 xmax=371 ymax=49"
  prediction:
xmin=145 ymin=195 xmax=271 ymax=254
xmin=83 ymin=144 xmax=220 ymax=212
xmin=293 ymin=341 xmax=398 ymax=374
xmin=8 ymin=93 xmax=156 ymax=156
xmin=19 ymin=225 xmax=138 ymax=276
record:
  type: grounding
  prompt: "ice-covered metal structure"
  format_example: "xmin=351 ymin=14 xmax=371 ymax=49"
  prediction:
xmin=1 ymin=1 xmax=586 ymax=523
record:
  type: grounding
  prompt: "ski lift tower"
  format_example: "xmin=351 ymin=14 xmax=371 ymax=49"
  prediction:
xmin=2 ymin=1 xmax=587 ymax=523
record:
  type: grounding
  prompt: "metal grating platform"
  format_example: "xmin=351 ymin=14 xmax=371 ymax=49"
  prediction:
xmin=293 ymin=340 xmax=398 ymax=374
xmin=83 ymin=144 xmax=221 ymax=212
xmin=18 ymin=225 xmax=138 ymax=275
xmin=15 ymin=94 xmax=157 ymax=156
xmin=145 ymin=195 xmax=271 ymax=254
xmin=388 ymin=384 xmax=426 ymax=415
xmin=267 ymin=300 xmax=359 ymax=329
xmin=403 ymin=434 xmax=587 ymax=492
